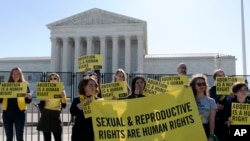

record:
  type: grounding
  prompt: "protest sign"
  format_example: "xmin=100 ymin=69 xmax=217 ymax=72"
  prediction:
xmin=91 ymin=87 xmax=207 ymax=141
xmin=0 ymin=82 xmax=27 ymax=98
xmin=36 ymin=82 xmax=64 ymax=99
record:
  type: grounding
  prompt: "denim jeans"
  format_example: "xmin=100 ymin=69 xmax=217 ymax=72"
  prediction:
xmin=2 ymin=111 xmax=25 ymax=141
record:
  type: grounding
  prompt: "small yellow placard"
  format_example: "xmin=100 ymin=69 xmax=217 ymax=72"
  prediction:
xmin=161 ymin=75 xmax=189 ymax=92
xmin=143 ymin=78 xmax=168 ymax=96
xmin=231 ymin=103 xmax=250 ymax=125
xmin=100 ymin=81 xmax=128 ymax=100
xmin=78 ymin=54 xmax=102 ymax=72
xmin=36 ymin=82 xmax=64 ymax=99
xmin=216 ymin=77 xmax=245 ymax=95
xmin=0 ymin=82 xmax=27 ymax=98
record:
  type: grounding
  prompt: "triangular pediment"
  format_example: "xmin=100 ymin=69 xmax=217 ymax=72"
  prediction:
xmin=47 ymin=8 xmax=146 ymax=27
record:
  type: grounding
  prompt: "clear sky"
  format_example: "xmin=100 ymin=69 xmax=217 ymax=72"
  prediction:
xmin=0 ymin=0 xmax=249 ymax=75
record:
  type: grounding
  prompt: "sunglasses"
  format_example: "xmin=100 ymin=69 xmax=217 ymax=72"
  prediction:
xmin=196 ymin=82 xmax=206 ymax=86
xmin=49 ymin=77 xmax=58 ymax=80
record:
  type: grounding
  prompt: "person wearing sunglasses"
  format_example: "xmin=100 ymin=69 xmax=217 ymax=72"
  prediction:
xmin=37 ymin=73 xmax=67 ymax=141
xmin=189 ymin=74 xmax=217 ymax=141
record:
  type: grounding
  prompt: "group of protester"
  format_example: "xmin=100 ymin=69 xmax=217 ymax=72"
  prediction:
xmin=0 ymin=64 xmax=249 ymax=141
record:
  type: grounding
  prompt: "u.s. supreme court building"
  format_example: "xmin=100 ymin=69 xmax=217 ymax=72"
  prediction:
xmin=0 ymin=8 xmax=236 ymax=78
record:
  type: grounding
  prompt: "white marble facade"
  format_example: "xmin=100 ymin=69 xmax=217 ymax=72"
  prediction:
xmin=47 ymin=8 xmax=147 ymax=74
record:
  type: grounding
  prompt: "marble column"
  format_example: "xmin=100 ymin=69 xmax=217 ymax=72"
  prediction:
xmin=74 ymin=37 xmax=81 ymax=72
xmin=125 ymin=35 xmax=131 ymax=73
xmin=137 ymin=36 xmax=144 ymax=73
xmin=62 ymin=37 xmax=69 ymax=72
xmin=86 ymin=36 xmax=92 ymax=55
xmin=112 ymin=36 xmax=118 ymax=73
xmin=50 ymin=37 xmax=59 ymax=72
xmin=100 ymin=36 xmax=106 ymax=73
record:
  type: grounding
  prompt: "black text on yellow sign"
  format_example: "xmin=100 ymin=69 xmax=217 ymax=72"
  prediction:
xmin=143 ymin=78 xmax=167 ymax=95
xmin=0 ymin=82 xmax=27 ymax=98
xmin=90 ymin=87 xmax=207 ymax=141
xmin=36 ymin=82 xmax=64 ymax=99
xmin=78 ymin=54 xmax=103 ymax=72
xmin=101 ymin=81 xmax=128 ymax=100
xmin=216 ymin=77 xmax=245 ymax=95
xmin=161 ymin=75 xmax=188 ymax=85
xmin=231 ymin=103 xmax=250 ymax=125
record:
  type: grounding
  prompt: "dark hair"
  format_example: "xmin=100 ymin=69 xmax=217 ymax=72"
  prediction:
xmin=189 ymin=74 xmax=208 ymax=96
xmin=232 ymin=82 xmax=248 ymax=93
xmin=78 ymin=76 xmax=99 ymax=96
xmin=131 ymin=75 xmax=146 ymax=93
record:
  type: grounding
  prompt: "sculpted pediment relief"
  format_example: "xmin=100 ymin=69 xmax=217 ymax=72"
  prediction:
xmin=49 ymin=8 xmax=145 ymax=27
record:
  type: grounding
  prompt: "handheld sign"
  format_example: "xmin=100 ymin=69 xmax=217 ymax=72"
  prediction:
xmin=216 ymin=77 xmax=245 ymax=95
xmin=36 ymin=82 xmax=64 ymax=99
xmin=161 ymin=75 xmax=189 ymax=92
xmin=0 ymin=82 xmax=27 ymax=98
xmin=83 ymin=97 xmax=104 ymax=119
xmin=101 ymin=81 xmax=128 ymax=100
xmin=78 ymin=54 xmax=102 ymax=72
xmin=143 ymin=78 xmax=168 ymax=96
xmin=231 ymin=103 xmax=250 ymax=125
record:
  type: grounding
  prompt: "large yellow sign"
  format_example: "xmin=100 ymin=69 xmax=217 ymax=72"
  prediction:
xmin=78 ymin=54 xmax=102 ymax=72
xmin=36 ymin=82 xmax=64 ymax=99
xmin=0 ymin=82 xmax=27 ymax=98
xmin=91 ymin=87 xmax=207 ymax=141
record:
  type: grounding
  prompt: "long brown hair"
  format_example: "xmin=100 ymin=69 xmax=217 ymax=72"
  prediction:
xmin=8 ymin=67 xmax=26 ymax=82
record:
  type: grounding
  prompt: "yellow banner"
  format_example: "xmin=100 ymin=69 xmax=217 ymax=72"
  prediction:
xmin=101 ymin=81 xmax=128 ymax=100
xmin=36 ymin=82 xmax=64 ymax=99
xmin=231 ymin=103 xmax=250 ymax=125
xmin=78 ymin=54 xmax=102 ymax=72
xmin=0 ymin=82 xmax=27 ymax=98
xmin=216 ymin=77 xmax=245 ymax=95
xmin=161 ymin=75 xmax=189 ymax=92
xmin=143 ymin=78 xmax=168 ymax=96
xmin=91 ymin=87 xmax=207 ymax=141
xmin=83 ymin=97 xmax=104 ymax=119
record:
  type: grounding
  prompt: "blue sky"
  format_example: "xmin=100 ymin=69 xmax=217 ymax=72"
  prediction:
xmin=0 ymin=0 xmax=249 ymax=75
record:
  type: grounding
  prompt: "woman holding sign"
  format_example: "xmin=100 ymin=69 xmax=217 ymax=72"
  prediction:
xmin=37 ymin=73 xmax=67 ymax=141
xmin=112 ymin=68 xmax=131 ymax=99
xmin=0 ymin=67 xmax=32 ymax=141
xmin=189 ymin=74 xmax=217 ymax=140
xmin=225 ymin=82 xmax=250 ymax=139
xmin=70 ymin=76 xmax=100 ymax=141
xmin=127 ymin=75 xmax=146 ymax=99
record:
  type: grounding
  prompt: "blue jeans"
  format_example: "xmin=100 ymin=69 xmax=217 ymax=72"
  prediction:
xmin=2 ymin=111 xmax=25 ymax=141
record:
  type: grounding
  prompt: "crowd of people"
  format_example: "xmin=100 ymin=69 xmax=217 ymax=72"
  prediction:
xmin=0 ymin=64 xmax=249 ymax=141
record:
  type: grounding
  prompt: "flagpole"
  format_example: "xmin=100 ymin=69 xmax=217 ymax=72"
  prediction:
xmin=241 ymin=0 xmax=247 ymax=75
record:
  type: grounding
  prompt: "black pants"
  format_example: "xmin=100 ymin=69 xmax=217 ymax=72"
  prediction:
xmin=215 ymin=120 xmax=229 ymax=141
xmin=43 ymin=131 xmax=61 ymax=141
